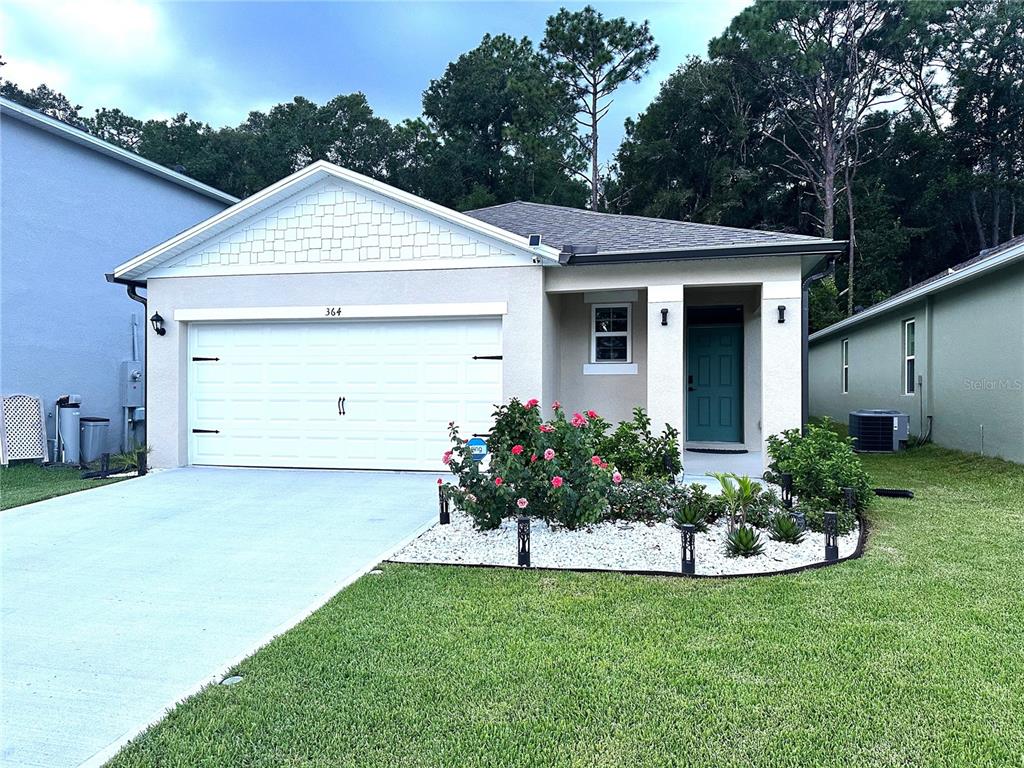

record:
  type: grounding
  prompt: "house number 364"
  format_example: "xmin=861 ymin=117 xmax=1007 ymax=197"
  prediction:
xmin=324 ymin=307 xmax=343 ymax=317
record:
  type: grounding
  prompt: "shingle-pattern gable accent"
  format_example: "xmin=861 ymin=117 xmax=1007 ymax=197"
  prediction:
xmin=154 ymin=178 xmax=522 ymax=276
xmin=466 ymin=200 xmax=826 ymax=255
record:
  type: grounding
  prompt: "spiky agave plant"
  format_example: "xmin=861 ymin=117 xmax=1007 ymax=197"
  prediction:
xmin=768 ymin=513 xmax=806 ymax=544
xmin=725 ymin=525 xmax=765 ymax=558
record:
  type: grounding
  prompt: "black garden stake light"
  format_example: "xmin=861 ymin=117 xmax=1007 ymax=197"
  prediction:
xmin=824 ymin=510 xmax=839 ymax=562
xmin=680 ymin=523 xmax=696 ymax=575
xmin=437 ymin=483 xmax=450 ymax=525
xmin=843 ymin=486 xmax=856 ymax=514
xmin=517 ymin=515 xmax=531 ymax=567
xmin=780 ymin=472 xmax=793 ymax=509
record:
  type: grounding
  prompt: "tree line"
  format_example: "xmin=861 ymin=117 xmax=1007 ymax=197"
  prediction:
xmin=2 ymin=1 xmax=1021 ymax=330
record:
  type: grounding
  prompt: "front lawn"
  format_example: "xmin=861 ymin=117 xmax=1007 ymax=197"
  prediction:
xmin=0 ymin=461 xmax=123 ymax=510
xmin=110 ymin=446 xmax=1024 ymax=767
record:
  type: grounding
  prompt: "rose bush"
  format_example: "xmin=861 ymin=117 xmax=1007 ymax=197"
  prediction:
xmin=442 ymin=398 xmax=674 ymax=530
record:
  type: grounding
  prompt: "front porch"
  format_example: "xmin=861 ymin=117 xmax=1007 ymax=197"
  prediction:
xmin=541 ymin=261 xmax=804 ymax=476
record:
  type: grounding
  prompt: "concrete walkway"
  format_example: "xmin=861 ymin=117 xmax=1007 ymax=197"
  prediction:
xmin=0 ymin=467 xmax=437 ymax=768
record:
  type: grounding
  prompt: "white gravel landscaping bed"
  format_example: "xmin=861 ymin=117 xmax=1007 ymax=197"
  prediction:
xmin=391 ymin=510 xmax=861 ymax=576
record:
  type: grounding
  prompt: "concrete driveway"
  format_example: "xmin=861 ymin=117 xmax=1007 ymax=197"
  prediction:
xmin=0 ymin=467 xmax=437 ymax=768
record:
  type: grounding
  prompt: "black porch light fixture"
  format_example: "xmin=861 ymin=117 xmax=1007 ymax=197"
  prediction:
xmin=150 ymin=311 xmax=166 ymax=336
xmin=517 ymin=515 xmax=531 ymax=567
xmin=680 ymin=523 xmax=696 ymax=575
xmin=777 ymin=304 xmax=786 ymax=323
xmin=824 ymin=510 xmax=839 ymax=562
xmin=661 ymin=307 xmax=669 ymax=326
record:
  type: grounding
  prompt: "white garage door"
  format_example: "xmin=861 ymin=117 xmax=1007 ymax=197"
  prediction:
xmin=188 ymin=318 xmax=501 ymax=470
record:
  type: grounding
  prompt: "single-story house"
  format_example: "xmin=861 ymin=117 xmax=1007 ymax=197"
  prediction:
xmin=110 ymin=160 xmax=845 ymax=473
xmin=809 ymin=235 xmax=1024 ymax=463
xmin=0 ymin=97 xmax=235 ymax=458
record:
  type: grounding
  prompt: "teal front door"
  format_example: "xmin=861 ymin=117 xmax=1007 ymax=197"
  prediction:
xmin=687 ymin=325 xmax=743 ymax=443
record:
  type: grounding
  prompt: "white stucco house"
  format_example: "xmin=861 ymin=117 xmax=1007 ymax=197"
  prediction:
xmin=110 ymin=161 xmax=845 ymax=473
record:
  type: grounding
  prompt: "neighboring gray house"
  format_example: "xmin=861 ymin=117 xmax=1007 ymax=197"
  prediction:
xmin=0 ymin=97 xmax=235 ymax=459
xmin=111 ymin=161 xmax=845 ymax=473
xmin=809 ymin=236 xmax=1024 ymax=463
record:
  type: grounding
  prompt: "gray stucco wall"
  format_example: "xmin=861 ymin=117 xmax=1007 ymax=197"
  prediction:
xmin=809 ymin=262 xmax=1023 ymax=463
xmin=0 ymin=115 xmax=226 ymax=457
xmin=144 ymin=266 xmax=545 ymax=468
xmin=553 ymin=291 xmax=648 ymax=424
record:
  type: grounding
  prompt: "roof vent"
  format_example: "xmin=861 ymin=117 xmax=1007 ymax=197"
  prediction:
xmin=528 ymin=234 xmax=542 ymax=247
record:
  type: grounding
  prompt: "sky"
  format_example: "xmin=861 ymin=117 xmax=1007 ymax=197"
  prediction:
xmin=0 ymin=0 xmax=749 ymax=165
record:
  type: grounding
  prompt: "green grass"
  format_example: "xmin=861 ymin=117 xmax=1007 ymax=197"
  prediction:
xmin=0 ymin=461 xmax=123 ymax=510
xmin=110 ymin=446 xmax=1024 ymax=767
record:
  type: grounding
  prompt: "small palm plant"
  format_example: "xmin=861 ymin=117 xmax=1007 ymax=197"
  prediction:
xmin=768 ymin=513 xmax=806 ymax=544
xmin=710 ymin=472 xmax=762 ymax=532
xmin=725 ymin=525 xmax=765 ymax=558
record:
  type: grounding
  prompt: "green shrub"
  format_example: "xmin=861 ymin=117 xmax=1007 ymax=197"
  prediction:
xmin=768 ymin=513 xmax=806 ymax=544
xmin=800 ymin=496 xmax=858 ymax=535
xmin=765 ymin=419 xmax=872 ymax=515
xmin=746 ymin=486 xmax=783 ymax=528
xmin=597 ymin=408 xmax=681 ymax=481
xmin=725 ymin=525 xmax=765 ymax=558
xmin=606 ymin=479 xmax=671 ymax=524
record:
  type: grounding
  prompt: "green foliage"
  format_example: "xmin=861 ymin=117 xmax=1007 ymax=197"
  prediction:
xmin=670 ymin=483 xmax=712 ymax=533
xmin=768 ymin=512 xmax=806 ymax=544
xmin=766 ymin=418 xmax=872 ymax=519
xmin=724 ymin=525 xmax=765 ymax=558
xmin=596 ymin=407 xmax=680 ymax=481
xmin=710 ymin=472 xmax=762 ymax=530
xmin=606 ymin=479 xmax=671 ymax=524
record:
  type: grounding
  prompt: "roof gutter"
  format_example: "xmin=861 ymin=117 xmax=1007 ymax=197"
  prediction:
xmin=560 ymin=240 xmax=848 ymax=265
xmin=106 ymin=273 xmax=147 ymax=306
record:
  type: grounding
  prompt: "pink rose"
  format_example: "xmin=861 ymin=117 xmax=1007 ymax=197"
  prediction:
xmin=551 ymin=400 xmax=561 ymax=410
xmin=437 ymin=478 xmax=443 ymax=485
xmin=511 ymin=444 xmax=524 ymax=455
xmin=517 ymin=497 xmax=529 ymax=509
xmin=442 ymin=450 xmax=452 ymax=464
xmin=494 ymin=477 xmax=504 ymax=487
xmin=600 ymin=461 xmax=609 ymax=470
xmin=591 ymin=455 xmax=602 ymax=466
xmin=530 ymin=453 xmax=538 ymax=463
xmin=551 ymin=476 xmax=564 ymax=488
xmin=543 ymin=448 xmax=555 ymax=461
xmin=539 ymin=424 xmax=554 ymax=433
xmin=612 ymin=471 xmax=623 ymax=485
xmin=525 ymin=398 xmax=539 ymax=409
xmin=571 ymin=412 xmax=587 ymax=428
xmin=587 ymin=410 xmax=598 ymax=418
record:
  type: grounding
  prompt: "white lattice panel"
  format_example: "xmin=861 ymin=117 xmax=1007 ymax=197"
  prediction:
xmin=1 ymin=394 xmax=49 ymax=464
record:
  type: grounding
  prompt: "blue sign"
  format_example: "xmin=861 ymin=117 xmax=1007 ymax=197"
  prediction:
xmin=467 ymin=437 xmax=488 ymax=462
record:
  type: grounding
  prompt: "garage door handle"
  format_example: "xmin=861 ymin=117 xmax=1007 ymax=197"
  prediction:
xmin=192 ymin=428 xmax=219 ymax=434
xmin=472 ymin=355 xmax=503 ymax=360
xmin=338 ymin=397 xmax=346 ymax=416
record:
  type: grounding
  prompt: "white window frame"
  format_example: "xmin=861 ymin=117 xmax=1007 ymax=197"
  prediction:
xmin=841 ymin=338 xmax=849 ymax=394
xmin=590 ymin=303 xmax=632 ymax=364
xmin=903 ymin=318 xmax=916 ymax=395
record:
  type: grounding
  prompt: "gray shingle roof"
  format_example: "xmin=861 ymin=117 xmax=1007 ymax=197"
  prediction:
xmin=465 ymin=200 xmax=831 ymax=256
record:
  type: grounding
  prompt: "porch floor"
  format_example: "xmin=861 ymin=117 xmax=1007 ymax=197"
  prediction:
xmin=683 ymin=450 xmax=765 ymax=484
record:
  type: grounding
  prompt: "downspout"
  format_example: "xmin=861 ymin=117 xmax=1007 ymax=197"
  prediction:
xmin=107 ymin=274 xmax=148 ymax=455
xmin=802 ymin=258 xmax=836 ymax=433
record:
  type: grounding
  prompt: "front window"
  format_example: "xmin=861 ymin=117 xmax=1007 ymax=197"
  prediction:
xmin=903 ymin=319 xmax=916 ymax=395
xmin=842 ymin=338 xmax=849 ymax=394
xmin=591 ymin=304 xmax=631 ymax=363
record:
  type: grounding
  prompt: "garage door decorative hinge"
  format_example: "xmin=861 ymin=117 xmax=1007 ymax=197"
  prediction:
xmin=191 ymin=356 xmax=220 ymax=362
xmin=191 ymin=428 xmax=220 ymax=434
xmin=471 ymin=355 xmax=503 ymax=360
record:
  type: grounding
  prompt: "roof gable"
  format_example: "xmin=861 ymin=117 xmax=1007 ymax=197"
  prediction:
xmin=115 ymin=162 xmax=560 ymax=280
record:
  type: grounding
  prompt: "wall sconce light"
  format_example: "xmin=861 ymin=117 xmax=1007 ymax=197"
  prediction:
xmin=661 ymin=307 xmax=669 ymax=326
xmin=150 ymin=312 xmax=166 ymax=336
xmin=777 ymin=305 xmax=786 ymax=323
